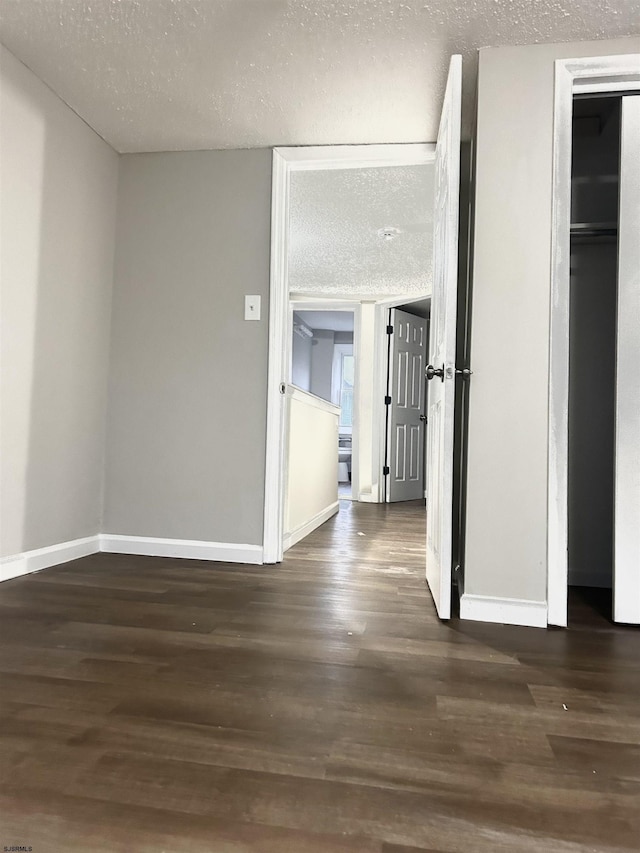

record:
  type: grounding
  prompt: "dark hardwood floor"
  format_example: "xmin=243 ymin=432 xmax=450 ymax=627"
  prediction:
xmin=1 ymin=500 xmax=639 ymax=852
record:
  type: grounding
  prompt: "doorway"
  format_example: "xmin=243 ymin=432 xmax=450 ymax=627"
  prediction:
xmin=263 ymin=54 xmax=462 ymax=619
xmin=265 ymin=56 xmax=463 ymax=625
xmin=290 ymin=306 xmax=358 ymax=502
xmin=548 ymin=55 xmax=640 ymax=627
xmin=264 ymin=144 xmax=436 ymax=564
xmin=568 ymin=95 xmax=619 ymax=610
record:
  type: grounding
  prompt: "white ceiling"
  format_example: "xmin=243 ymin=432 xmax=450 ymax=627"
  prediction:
xmin=296 ymin=311 xmax=355 ymax=332
xmin=289 ymin=164 xmax=433 ymax=298
xmin=1 ymin=1 xmax=637 ymax=153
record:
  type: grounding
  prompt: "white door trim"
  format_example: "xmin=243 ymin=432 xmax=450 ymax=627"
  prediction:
xmin=264 ymin=144 xmax=435 ymax=563
xmin=547 ymin=53 xmax=640 ymax=626
xmin=263 ymin=150 xmax=289 ymax=563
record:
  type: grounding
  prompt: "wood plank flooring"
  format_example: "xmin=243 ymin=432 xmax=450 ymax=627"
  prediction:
xmin=1 ymin=500 xmax=639 ymax=852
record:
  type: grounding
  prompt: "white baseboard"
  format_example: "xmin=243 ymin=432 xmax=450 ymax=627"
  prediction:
xmin=283 ymin=501 xmax=340 ymax=551
xmin=1 ymin=533 xmax=265 ymax=582
xmin=0 ymin=535 xmax=101 ymax=583
xmin=100 ymin=534 xmax=263 ymax=564
xmin=460 ymin=593 xmax=547 ymax=628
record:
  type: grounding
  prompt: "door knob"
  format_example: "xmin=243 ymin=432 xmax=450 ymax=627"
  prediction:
xmin=426 ymin=364 xmax=445 ymax=381
xmin=419 ymin=415 xmax=427 ymax=423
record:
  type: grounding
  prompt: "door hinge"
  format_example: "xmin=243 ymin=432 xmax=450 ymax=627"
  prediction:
xmin=383 ymin=465 xmax=390 ymax=476
xmin=384 ymin=395 xmax=392 ymax=406
xmin=386 ymin=324 xmax=393 ymax=335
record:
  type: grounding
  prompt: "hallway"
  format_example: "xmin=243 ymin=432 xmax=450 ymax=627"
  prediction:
xmin=0 ymin=501 xmax=639 ymax=852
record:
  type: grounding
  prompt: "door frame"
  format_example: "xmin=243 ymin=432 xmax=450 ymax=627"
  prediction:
xmin=264 ymin=144 xmax=436 ymax=563
xmin=547 ymin=53 xmax=640 ymax=626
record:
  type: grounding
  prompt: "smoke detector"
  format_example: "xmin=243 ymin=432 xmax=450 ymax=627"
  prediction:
xmin=377 ymin=226 xmax=401 ymax=241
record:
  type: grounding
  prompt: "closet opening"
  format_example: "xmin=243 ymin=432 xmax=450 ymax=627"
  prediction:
xmin=567 ymin=95 xmax=620 ymax=623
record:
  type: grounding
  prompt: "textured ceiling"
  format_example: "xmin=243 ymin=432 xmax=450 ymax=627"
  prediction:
xmin=1 ymin=1 xmax=638 ymax=153
xmin=289 ymin=164 xmax=433 ymax=298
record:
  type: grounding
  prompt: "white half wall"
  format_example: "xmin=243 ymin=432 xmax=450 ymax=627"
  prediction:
xmin=284 ymin=386 xmax=340 ymax=549
xmin=0 ymin=45 xmax=118 ymax=558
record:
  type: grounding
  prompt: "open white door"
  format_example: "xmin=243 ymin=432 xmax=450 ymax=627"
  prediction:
xmin=425 ymin=55 xmax=462 ymax=619
xmin=613 ymin=95 xmax=640 ymax=625
xmin=386 ymin=309 xmax=428 ymax=502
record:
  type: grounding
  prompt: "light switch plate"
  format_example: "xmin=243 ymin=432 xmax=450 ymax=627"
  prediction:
xmin=244 ymin=296 xmax=260 ymax=320
xmin=244 ymin=295 xmax=261 ymax=321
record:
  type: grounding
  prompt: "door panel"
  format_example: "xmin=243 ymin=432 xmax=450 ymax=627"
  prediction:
xmin=425 ymin=55 xmax=462 ymax=619
xmin=387 ymin=308 xmax=428 ymax=502
xmin=613 ymin=95 xmax=640 ymax=624
xmin=409 ymin=425 xmax=421 ymax=481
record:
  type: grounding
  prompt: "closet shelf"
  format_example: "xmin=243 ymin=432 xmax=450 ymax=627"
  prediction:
xmin=570 ymin=222 xmax=618 ymax=241
xmin=571 ymin=174 xmax=619 ymax=185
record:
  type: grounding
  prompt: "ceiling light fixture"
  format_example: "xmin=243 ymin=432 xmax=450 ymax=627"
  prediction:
xmin=293 ymin=322 xmax=314 ymax=340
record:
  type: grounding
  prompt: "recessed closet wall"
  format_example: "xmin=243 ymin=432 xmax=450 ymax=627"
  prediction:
xmin=568 ymin=96 xmax=621 ymax=591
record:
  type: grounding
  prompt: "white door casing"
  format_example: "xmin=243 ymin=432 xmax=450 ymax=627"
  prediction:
xmin=425 ymin=55 xmax=462 ymax=620
xmin=386 ymin=309 xmax=428 ymax=502
xmin=613 ymin=95 xmax=640 ymax=625
xmin=264 ymin=145 xmax=437 ymax=563
xmin=547 ymin=55 xmax=640 ymax=627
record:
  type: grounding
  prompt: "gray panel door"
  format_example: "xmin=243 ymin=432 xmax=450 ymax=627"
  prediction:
xmin=386 ymin=308 xmax=428 ymax=502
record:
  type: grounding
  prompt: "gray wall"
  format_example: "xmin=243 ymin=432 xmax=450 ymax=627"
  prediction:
xmin=568 ymin=243 xmax=617 ymax=588
xmin=568 ymin=99 xmax=620 ymax=588
xmin=0 ymin=45 xmax=118 ymax=557
xmin=464 ymin=37 xmax=638 ymax=603
xmin=291 ymin=317 xmax=313 ymax=392
xmin=310 ymin=330 xmax=335 ymax=402
xmin=104 ymin=150 xmax=272 ymax=546
xmin=334 ymin=332 xmax=354 ymax=345
xmin=292 ymin=322 xmax=354 ymax=399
